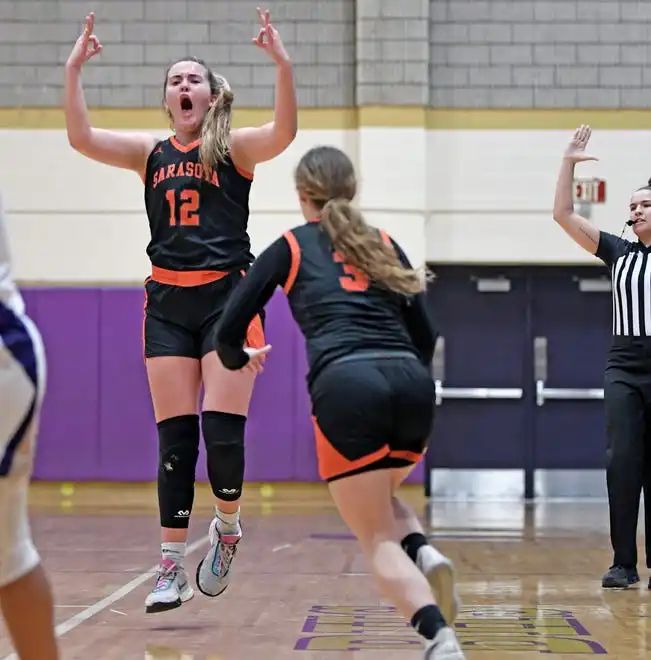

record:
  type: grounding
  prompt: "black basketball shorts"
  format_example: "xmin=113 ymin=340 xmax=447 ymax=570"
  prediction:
xmin=309 ymin=353 xmax=436 ymax=483
xmin=143 ymin=270 xmax=265 ymax=360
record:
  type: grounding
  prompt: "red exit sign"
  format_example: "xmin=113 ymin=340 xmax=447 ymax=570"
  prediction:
xmin=573 ymin=178 xmax=606 ymax=204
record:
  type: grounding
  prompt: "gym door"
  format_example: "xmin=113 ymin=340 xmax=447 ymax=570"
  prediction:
xmin=425 ymin=266 xmax=528 ymax=499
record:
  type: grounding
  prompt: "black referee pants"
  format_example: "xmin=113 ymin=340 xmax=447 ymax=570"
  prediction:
xmin=604 ymin=342 xmax=651 ymax=569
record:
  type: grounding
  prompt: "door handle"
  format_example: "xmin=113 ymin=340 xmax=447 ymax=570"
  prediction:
xmin=434 ymin=381 xmax=523 ymax=406
xmin=536 ymin=380 xmax=604 ymax=406
xmin=432 ymin=336 xmax=523 ymax=405
xmin=533 ymin=336 xmax=603 ymax=405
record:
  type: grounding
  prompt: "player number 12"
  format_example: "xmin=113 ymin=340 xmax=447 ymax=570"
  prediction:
xmin=166 ymin=188 xmax=200 ymax=226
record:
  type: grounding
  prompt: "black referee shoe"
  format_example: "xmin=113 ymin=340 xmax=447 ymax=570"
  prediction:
xmin=602 ymin=565 xmax=639 ymax=588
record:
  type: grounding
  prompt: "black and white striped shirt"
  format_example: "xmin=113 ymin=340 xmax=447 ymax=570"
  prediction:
xmin=597 ymin=232 xmax=651 ymax=336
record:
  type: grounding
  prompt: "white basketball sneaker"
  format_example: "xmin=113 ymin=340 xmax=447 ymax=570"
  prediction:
xmin=416 ymin=545 xmax=461 ymax=625
xmin=423 ymin=627 xmax=466 ymax=659
xmin=195 ymin=515 xmax=242 ymax=597
xmin=145 ymin=558 xmax=194 ymax=613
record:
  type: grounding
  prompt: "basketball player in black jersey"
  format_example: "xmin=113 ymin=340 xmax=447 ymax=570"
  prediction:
xmin=63 ymin=9 xmax=297 ymax=613
xmin=214 ymin=146 xmax=465 ymax=660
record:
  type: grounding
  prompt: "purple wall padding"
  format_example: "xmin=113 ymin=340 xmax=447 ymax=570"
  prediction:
xmin=21 ymin=289 xmax=102 ymax=481
xmin=97 ymin=289 xmax=158 ymax=481
xmin=20 ymin=287 xmax=423 ymax=485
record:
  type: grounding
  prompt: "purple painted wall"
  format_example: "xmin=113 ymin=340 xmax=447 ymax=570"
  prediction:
xmin=21 ymin=288 xmax=424 ymax=485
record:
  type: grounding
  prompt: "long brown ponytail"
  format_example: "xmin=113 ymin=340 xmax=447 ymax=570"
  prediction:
xmin=320 ymin=198 xmax=423 ymax=295
xmin=294 ymin=146 xmax=425 ymax=295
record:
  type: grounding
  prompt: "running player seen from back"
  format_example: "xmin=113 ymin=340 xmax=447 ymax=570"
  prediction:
xmin=63 ymin=9 xmax=297 ymax=613
xmin=214 ymin=146 xmax=466 ymax=660
xmin=0 ymin=194 xmax=57 ymax=660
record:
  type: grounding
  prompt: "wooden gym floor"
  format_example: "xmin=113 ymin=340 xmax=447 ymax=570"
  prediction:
xmin=0 ymin=483 xmax=649 ymax=659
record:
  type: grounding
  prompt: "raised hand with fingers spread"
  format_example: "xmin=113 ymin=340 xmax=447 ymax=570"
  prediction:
xmin=66 ymin=12 xmax=103 ymax=69
xmin=553 ymin=124 xmax=603 ymax=257
xmin=564 ymin=124 xmax=599 ymax=164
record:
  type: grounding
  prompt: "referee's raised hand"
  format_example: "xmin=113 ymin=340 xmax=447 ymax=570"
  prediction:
xmin=564 ymin=125 xmax=599 ymax=164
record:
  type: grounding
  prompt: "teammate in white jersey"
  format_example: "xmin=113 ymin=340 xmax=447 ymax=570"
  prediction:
xmin=0 ymin=196 xmax=58 ymax=659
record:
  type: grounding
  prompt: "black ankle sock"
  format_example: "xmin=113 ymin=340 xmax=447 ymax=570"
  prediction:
xmin=411 ymin=604 xmax=447 ymax=641
xmin=401 ymin=532 xmax=429 ymax=563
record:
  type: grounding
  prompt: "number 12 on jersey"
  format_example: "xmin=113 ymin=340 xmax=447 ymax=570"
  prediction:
xmin=166 ymin=188 xmax=200 ymax=226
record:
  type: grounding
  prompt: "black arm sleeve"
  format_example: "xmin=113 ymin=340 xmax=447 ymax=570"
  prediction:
xmin=390 ymin=238 xmax=439 ymax=367
xmin=214 ymin=236 xmax=292 ymax=370
xmin=595 ymin=231 xmax=629 ymax=267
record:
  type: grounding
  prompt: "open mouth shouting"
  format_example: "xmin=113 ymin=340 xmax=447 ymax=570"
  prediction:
xmin=180 ymin=94 xmax=193 ymax=116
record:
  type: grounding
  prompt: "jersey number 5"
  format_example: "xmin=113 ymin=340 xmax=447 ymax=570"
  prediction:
xmin=166 ymin=188 xmax=200 ymax=226
xmin=333 ymin=251 xmax=369 ymax=292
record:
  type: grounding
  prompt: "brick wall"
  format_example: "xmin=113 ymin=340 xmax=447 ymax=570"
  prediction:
xmin=430 ymin=0 xmax=647 ymax=108
xmin=0 ymin=0 xmax=645 ymax=109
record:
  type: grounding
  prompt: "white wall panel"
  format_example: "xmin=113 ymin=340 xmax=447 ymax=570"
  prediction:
xmin=3 ymin=126 xmax=647 ymax=282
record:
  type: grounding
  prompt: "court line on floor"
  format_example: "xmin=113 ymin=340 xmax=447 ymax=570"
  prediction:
xmin=1 ymin=535 xmax=209 ymax=660
xmin=272 ymin=543 xmax=292 ymax=552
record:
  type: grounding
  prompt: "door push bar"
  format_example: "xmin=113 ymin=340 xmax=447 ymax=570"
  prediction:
xmin=432 ymin=337 xmax=524 ymax=406
xmin=533 ymin=336 xmax=604 ymax=406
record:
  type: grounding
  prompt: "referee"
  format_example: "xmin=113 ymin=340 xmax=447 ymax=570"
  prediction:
xmin=553 ymin=125 xmax=651 ymax=589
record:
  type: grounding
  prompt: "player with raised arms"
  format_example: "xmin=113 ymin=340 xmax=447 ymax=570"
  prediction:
xmin=63 ymin=8 xmax=297 ymax=612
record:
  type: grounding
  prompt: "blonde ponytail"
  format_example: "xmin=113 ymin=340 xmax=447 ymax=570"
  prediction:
xmin=199 ymin=73 xmax=234 ymax=171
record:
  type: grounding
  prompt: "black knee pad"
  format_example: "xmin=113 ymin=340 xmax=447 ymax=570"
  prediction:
xmin=202 ymin=411 xmax=246 ymax=502
xmin=157 ymin=414 xmax=200 ymax=528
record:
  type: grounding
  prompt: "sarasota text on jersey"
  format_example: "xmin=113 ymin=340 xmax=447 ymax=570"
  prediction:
xmin=152 ymin=160 xmax=220 ymax=190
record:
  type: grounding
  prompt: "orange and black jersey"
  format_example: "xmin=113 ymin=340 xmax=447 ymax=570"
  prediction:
xmin=215 ymin=221 xmax=438 ymax=387
xmin=143 ymin=136 xmax=255 ymax=272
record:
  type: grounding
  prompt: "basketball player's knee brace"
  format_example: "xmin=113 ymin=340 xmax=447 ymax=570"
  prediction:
xmin=201 ymin=411 xmax=246 ymax=502
xmin=157 ymin=415 xmax=200 ymax=529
